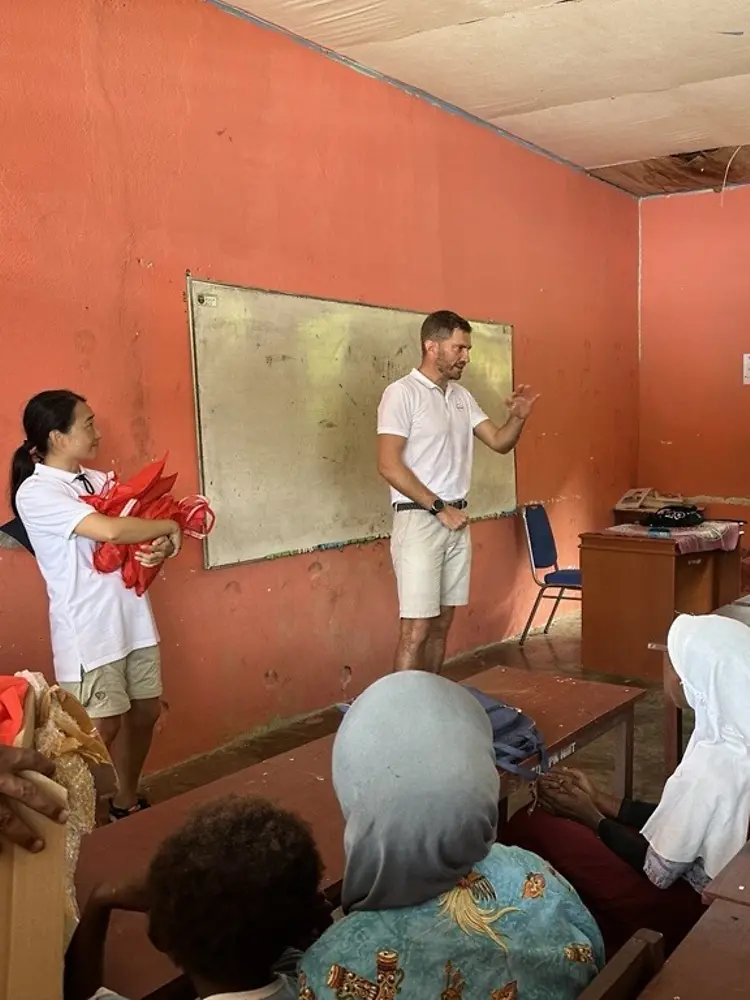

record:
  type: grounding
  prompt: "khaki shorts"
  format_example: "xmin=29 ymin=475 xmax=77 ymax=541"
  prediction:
xmin=390 ymin=510 xmax=471 ymax=619
xmin=60 ymin=646 xmax=162 ymax=719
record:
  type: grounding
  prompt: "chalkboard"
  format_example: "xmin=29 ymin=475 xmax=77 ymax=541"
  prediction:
xmin=188 ymin=278 xmax=515 ymax=567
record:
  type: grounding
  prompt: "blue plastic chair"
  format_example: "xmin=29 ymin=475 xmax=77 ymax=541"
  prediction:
xmin=519 ymin=504 xmax=582 ymax=646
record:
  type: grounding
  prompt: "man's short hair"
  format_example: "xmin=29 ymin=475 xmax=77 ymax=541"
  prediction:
xmin=420 ymin=310 xmax=472 ymax=350
xmin=147 ymin=796 xmax=322 ymax=986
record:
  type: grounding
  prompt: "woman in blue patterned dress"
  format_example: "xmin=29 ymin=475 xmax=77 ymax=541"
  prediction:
xmin=299 ymin=672 xmax=604 ymax=1000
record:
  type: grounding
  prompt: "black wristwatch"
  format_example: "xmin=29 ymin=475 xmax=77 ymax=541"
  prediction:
xmin=429 ymin=498 xmax=445 ymax=516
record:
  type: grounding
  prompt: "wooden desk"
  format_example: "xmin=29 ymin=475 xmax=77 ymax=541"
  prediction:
xmin=580 ymin=530 xmax=740 ymax=682
xmin=638 ymin=899 xmax=748 ymax=999
xmin=703 ymin=842 xmax=750 ymax=908
xmin=76 ymin=737 xmax=340 ymax=1000
xmin=76 ymin=667 xmax=644 ymax=998
xmin=464 ymin=666 xmax=645 ymax=801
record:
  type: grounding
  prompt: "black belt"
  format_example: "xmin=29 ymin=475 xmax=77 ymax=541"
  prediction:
xmin=393 ymin=500 xmax=468 ymax=512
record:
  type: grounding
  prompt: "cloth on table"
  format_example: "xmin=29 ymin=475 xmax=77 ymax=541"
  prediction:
xmin=605 ymin=520 xmax=740 ymax=555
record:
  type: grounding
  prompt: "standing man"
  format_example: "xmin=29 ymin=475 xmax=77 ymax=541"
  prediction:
xmin=377 ymin=310 xmax=538 ymax=672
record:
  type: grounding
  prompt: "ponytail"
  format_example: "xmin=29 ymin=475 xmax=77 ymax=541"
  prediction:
xmin=9 ymin=390 xmax=85 ymax=516
xmin=10 ymin=443 xmax=36 ymax=516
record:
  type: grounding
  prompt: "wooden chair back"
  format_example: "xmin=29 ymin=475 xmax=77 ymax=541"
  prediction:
xmin=577 ymin=929 xmax=664 ymax=1000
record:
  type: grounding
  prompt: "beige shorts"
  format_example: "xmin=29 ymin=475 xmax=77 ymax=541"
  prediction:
xmin=390 ymin=510 xmax=472 ymax=619
xmin=60 ymin=646 xmax=162 ymax=719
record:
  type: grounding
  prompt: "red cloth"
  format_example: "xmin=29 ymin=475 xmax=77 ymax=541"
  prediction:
xmin=81 ymin=456 xmax=215 ymax=596
xmin=0 ymin=676 xmax=29 ymax=745
xmin=606 ymin=520 xmax=740 ymax=555
xmin=503 ymin=807 xmax=706 ymax=958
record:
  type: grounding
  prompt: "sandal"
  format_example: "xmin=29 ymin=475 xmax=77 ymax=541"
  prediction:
xmin=109 ymin=796 xmax=151 ymax=821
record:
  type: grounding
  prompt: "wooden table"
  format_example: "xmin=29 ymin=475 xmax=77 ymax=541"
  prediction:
xmin=580 ymin=529 xmax=740 ymax=682
xmin=464 ymin=665 xmax=645 ymax=802
xmin=637 ymin=899 xmax=748 ymax=998
xmin=76 ymin=737 xmax=340 ymax=1000
xmin=703 ymin=842 xmax=750 ymax=908
xmin=76 ymin=666 xmax=644 ymax=998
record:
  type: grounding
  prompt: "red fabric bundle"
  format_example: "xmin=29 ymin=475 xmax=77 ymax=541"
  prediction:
xmin=81 ymin=456 xmax=215 ymax=596
xmin=0 ymin=676 xmax=29 ymax=746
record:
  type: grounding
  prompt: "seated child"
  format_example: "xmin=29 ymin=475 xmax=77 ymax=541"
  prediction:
xmin=505 ymin=613 xmax=750 ymax=956
xmin=65 ymin=795 xmax=330 ymax=1000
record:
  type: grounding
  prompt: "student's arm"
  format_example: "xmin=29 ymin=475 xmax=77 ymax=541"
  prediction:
xmin=617 ymin=798 xmax=657 ymax=827
xmin=64 ymin=881 xmax=149 ymax=1000
xmin=598 ymin=814 xmax=681 ymax=889
xmin=550 ymin=769 xmax=654 ymax=823
xmin=641 ymin=847 xmax=697 ymax=890
xmin=74 ymin=512 xmax=181 ymax=548
xmin=64 ymin=887 xmax=113 ymax=1000
xmin=597 ymin=819 xmax=649 ymax=871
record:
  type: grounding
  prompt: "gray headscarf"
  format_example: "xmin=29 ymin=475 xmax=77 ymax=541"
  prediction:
xmin=333 ymin=671 xmax=499 ymax=913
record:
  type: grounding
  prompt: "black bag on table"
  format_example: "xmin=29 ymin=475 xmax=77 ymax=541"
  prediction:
xmin=640 ymin=505 xmax=704 ymax=529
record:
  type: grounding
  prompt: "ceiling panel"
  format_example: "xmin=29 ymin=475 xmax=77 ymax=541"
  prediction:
xmin=216 ymin=0 xmax=750 ymax=186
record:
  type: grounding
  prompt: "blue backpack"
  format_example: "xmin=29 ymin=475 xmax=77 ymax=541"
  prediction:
xmin=465 ymin=686 xmax=549 ymax=781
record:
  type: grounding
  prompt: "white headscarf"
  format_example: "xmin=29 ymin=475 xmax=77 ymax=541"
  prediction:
xmin=642 ymin=614 xmax=750 ymax=877
xmin=333 ymin=671 xmax=499 ymax=912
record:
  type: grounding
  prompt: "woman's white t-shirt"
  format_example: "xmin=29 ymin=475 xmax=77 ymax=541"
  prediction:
xmin=16 ymin=464 xmax=159 ymax=683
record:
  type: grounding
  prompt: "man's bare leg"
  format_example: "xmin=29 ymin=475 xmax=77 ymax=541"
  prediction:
xmin=394 ymin=618 xmax=433 ymax=671
xmin=110 ymin=697 xmax=161 ymax=811
xmin=423 ymin=606 xmax=456 ymax=674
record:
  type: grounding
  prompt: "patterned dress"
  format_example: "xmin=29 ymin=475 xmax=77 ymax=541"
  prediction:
xmin=299 ymin=845 xmax=604 ymax=1000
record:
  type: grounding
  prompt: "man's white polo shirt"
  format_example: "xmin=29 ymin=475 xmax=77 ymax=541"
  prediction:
xmin=377 ymin=368 xmax=488 ymax=505
xmin=16 ymin=464 xmax=159 ymax=683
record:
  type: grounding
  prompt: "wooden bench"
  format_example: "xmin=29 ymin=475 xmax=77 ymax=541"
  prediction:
xmin=637 ymin=898 xmax=749 ymax=999
xmin=77 ymin=666 xmax=644 ymax=998
xmin=703 ymin=841 xmax=750 ymax=908
xmin=577 ymin=929 xmax=663 ymax=1000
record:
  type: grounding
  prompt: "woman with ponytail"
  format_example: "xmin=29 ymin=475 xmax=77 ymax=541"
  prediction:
xmin=11 ymin=390 xmax=181 ymax=821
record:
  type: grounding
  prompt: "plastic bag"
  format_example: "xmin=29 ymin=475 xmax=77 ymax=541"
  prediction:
xmin=81 ymin=456 xmax=215 ymax=596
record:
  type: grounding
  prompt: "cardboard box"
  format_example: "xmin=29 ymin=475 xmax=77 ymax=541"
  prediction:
xmin=0 ymin=689 xmax=68 ymax=1000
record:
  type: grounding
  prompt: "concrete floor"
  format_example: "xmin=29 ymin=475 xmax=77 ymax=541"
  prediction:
xmin=144 ymin=613 xmax=681 ymax=806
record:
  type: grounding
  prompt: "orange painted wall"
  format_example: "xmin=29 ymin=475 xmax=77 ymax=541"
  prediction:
xmin=640 ymin=187 xmax=750 ymax=520
xmin=0 ymin=0 xmax=639 ymax=769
